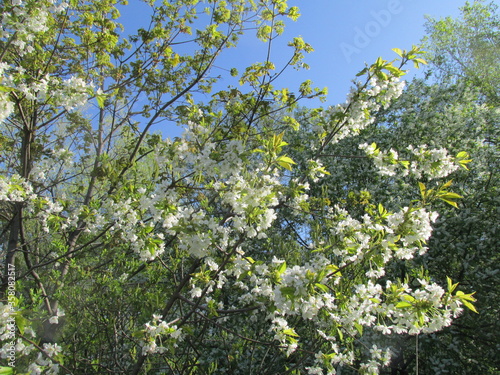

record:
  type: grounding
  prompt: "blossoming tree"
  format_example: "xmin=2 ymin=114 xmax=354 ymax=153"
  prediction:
xmin=0 ymin=0 xmax=476 ymax=374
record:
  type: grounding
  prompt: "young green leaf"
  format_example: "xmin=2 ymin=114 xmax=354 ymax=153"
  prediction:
xmin=276 ymin=155 xmax=296 ymax=171
xmin=283 ymin=328 xmax=299 ymax=337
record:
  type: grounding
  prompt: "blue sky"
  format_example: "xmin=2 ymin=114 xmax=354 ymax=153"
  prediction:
xmin=275 ymin=0 xmax=464 ymax=104
xmin=120 ymin=1 xmax=466 ymax=135
xmin=208 ymin=0 xmax=464 ymax=106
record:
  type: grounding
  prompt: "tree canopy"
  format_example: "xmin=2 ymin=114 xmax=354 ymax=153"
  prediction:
xmin=0 ymin=1 xmax=489 ymax=375
xmin=424 ymin=0 xmax=500 ymax=104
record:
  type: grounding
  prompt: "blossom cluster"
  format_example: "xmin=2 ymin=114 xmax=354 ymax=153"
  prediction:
xmin=0 ymin=175 xmax=67 ymax=233
xmin=0 ymin=0 xmax=92 ymax=126
xmin=140 ymin=314 xmax=183 ymax=355
xmin=29 ymin=148 xmax=75 ymax=185
xmin=0 ymin=64 xmax=93 ymax=113
xmin=406 ymin=144 xmax=460 ymax=179
xmin=328 ymin=203 xmax=438 ymax=269
xmin=360 ymin=142 xmax=461 ymax=179
xmin=315 ymin=76 xmax=405 ymax=146
xmin=307 ymin=159 xmax=329 ymax=182
xmin=0 ymin=90 xmax=14 ymax=123
xmin=48 ymin=308 xmax=65 ymax=325
xmin=27 ymin=343 xmax=62 ymax=375
xmin=0 ymin=174 xmax=35 ymax=202
xmin=0 ymin=0 xmax=52 ymax=53
xmin=359 ymin=345 xmax=392 ymax=375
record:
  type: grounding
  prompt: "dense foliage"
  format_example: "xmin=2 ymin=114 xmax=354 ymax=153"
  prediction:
xmin=0 ymin=1 xmax=487 ymax=374
xmin=286 ymin=2 xmax=499 ymax=373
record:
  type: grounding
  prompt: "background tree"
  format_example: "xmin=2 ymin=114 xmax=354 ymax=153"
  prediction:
xmin=424 ymin=0 xmax=500 ymax=104
xmin=418 ymin=2 xmax=499 ymax=372
xmin=0 ymin=1 xmax=477 ymax=374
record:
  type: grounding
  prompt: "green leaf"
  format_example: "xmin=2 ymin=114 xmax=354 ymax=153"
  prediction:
xmin=392 ymin=47 xmax=403 ymax=57
xmin=15 ymin=314 xmax=29 ymax=335
xmin=419 ymin=182 xmax=427 ymax=200
xmin=439 ymin=192 xmax=462 ymax=199
xmin=257 ymin=25 xmax=272 ymax=41
xmin=385 ymin=64 xmax=403 ymax=76
xmin=283 ymin=328 xmax=299 ymax=337
xmin=283 ymin=116 xmax=300 ymax=131
xmin=399 ymin=160 xmax=410 ymax=169
xmin=287 ymin=6 xmax=300 ymax=21
xmin=0 ymin=85 xmax=13 ymax=93
xmin=337 ymin=327 xmax=344 ymax=341
xmin=456 ymin=291 xmax=477 ymax=302
xmin=132 ymin=330 xmax=145 ymax=338
xmin=96 ymin=93 xmax=106 ymax=109
xmin=439 ymin=197 xmax=459 ymax=208
xmin=418 ymin=312 xmax=425 ymax=326
xmin=403 ymin=294 xmax=416 ymax=302
xmin=326 ymin=264 xmax=341 ymax=277
xmin=171 ymin=53 xmax=180 ymax=67
xmin=280 ymin=286 xmax=296 ymax=297
xmin=0 ymin=367 xmax=13 ymax=375
xmin=315 ymin=283 xmax=329 ymax=293
xmin=276 ymin=261 xmax=287 ymax=276
xmin=458 ymin=158 xmax=472 ymax=170
xmin=354 ymin=323 xmax=363 ymax=335
xmin=462 ymin=299 xmax=479 ymax=314
xmin=356 ymin=67 xmax=368 ymax=77
xmin=378 ymin=203 xmax=386 ymax=216
xmin=396 ymin=301 xmax=413 ymax=308
xmin=277 ymin=156 xmax=295 ymax=164
xmin=441 ymin=196 xmax=459 ymax=206
xmin=441 ymin=180 xmax=453 ymax=189
xmin=447 ymin=276 xmax=459 ymax=293
xmin=276 ymin=155 xmax=296 ymax=171
xmin=376 ymin=70 xmax=389 ymax=80
xmin=414 ymin=58 xmax=428 ymax=65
